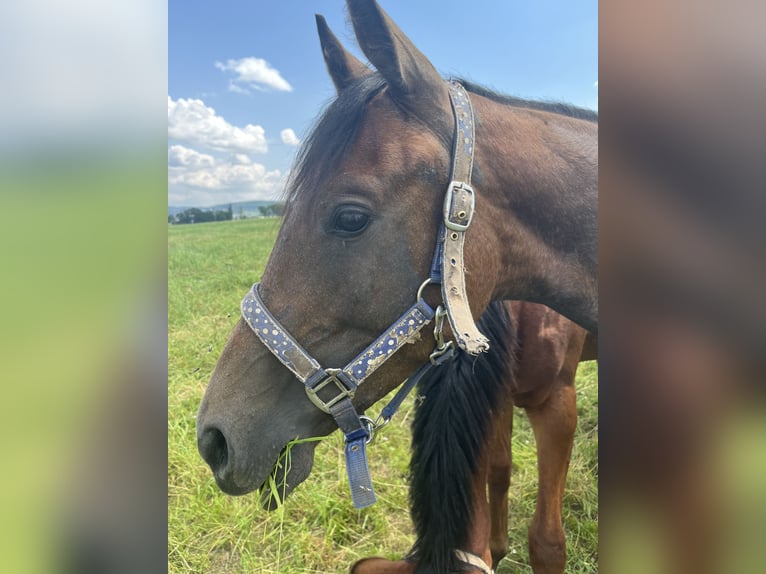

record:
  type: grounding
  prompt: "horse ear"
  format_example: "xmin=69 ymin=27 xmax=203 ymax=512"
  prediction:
xmin=347 ymin=0 xmax=449 ymax=122
xmin=316 ymin=14 xmax=372 ymax=92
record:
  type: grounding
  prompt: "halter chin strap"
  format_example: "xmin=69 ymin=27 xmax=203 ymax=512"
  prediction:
xmin=240 ymin=82 xmax=488 ymax=509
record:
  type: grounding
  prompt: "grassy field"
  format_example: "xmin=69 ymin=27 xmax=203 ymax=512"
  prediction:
xmin=168 ymin=218 xmax=598 ymax=573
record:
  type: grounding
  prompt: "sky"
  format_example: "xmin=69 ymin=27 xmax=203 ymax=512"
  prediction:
xmin=168 ymin=0 xmax=597 ymax=207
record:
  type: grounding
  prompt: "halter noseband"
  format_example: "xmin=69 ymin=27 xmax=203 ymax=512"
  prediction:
xmin=241 ymin=82 xmax=487 ymax=508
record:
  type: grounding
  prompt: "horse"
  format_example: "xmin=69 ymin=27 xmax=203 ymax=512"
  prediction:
xmin=198 ymin=0 xmax=597 ymax=571
xmin=350 ymin=300 xmax=595 ymax=574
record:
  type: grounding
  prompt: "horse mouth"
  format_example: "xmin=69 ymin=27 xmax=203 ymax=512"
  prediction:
xmin=214 ymin=478 xmax=252 ymax=496
xmin=258 ymin=441 xmax=317 ymax=511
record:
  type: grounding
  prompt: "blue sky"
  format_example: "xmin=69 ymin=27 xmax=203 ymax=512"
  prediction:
xmin=169 ymin=0 xmax=597 ymax=207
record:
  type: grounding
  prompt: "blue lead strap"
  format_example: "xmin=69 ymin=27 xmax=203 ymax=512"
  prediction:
xmin=380 ymin=373 xmax=422 ymax=422
xmin=379 ymin=344 xmax=457 ymax=420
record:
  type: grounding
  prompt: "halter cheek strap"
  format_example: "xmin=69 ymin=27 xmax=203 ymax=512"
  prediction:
xmin=437 ymin=82 xmax=489 ymax=355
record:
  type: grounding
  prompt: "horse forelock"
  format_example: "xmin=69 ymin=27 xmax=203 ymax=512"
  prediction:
xmin=283 ymin=74 xmax=387 ymax=207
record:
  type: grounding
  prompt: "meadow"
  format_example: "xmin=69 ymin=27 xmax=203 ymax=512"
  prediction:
xmin=168 ymin=217 xmax=598 ymax=573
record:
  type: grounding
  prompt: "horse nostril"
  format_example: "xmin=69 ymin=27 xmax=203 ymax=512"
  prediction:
xmin=198 ymin=426 xmax=229 ymax=473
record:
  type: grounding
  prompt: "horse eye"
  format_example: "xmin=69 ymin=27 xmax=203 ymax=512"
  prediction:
xmin=331 ymin=207 xmax=371 ymax=236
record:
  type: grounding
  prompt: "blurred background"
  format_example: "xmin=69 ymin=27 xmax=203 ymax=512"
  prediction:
xmin=0 ymin=1 xmax=167 ymax=572
xmin=0 ymin=0 xmax=763 ymax=572
xmin=600 ymin=1 xmax=765 ymax=572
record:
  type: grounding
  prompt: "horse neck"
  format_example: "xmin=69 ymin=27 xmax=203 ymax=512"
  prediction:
xmin=471 ymin=95 xmax=598 ymax=332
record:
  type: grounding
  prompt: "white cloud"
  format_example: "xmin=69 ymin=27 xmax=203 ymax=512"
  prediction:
xmin=280 ymin=128 xmax=300 ymax=146
xmin=168 ymin=144 xmax=285 ymax=205
xmin=167 ymin=95 xmax=290 ymax=205
xmin=170 ymin=161 xmax=281 ymax=190
xmin=215 ymin=57 xmax=293 ymax=93
xmin=227 ymin=82 xmax=249 ymax=95
xmin=232 ymin=153 xmax=252 ymax=165
xmin=168 ymin=144 xmax=214 ymax=168
xmin=168 ymin=96 xmax=268 ymax=154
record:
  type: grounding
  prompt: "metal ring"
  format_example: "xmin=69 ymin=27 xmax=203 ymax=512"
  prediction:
xmin=359 ymin=415 xmax=377 ymax=444
xmin=416 ymin=278 xmax=432 ymax=302
xmin=374 ymin=415 xmax=391 ymax=431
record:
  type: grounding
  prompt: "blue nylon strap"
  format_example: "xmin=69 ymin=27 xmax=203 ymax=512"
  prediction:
xmin=429 ymin=224 xmax=445 ymax=283
xmin=344 ymin=433 xmax=376 ymax=508
xmin=304 ymin=368 xmax=329 ymax=390
xmin=329 ymin=398 xmax=376 ymax=508
xmin=380 ymin=361 xmax=432 ymax=421
xmin=379 ymin=376 xmax=420 ymax=421
xmin=380 ymin=346 xmax=457 ymax=421
xmin=329 ymin=396 xmax=366 ymax=435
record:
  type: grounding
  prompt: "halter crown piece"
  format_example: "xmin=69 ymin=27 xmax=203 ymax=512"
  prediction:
xmin=241 ymin=81 xmax=488 ymax=509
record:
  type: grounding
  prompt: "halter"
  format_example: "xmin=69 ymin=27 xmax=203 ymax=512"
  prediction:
xmin=241 ymin=82 xmax=488 ymax=509
xmin=454 ymin=550 xmax=494 ymax=574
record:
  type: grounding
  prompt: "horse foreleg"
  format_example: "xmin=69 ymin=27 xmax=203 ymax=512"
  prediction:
xmin=487 ymin=398 xmax=514 ymax=568
xmin=526 ymin=382 xmax=577 ymax=574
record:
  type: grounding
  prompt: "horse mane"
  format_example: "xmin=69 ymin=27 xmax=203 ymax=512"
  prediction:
xmin=284 ymin=75 xmax=596 ymax=206
xmin=408 ymin=301 xmax=516 ymax=573
xmin=284 ymin=74 xmax=386 ymax=206
xmin=458 ymin=78 xmax=598 ymax=123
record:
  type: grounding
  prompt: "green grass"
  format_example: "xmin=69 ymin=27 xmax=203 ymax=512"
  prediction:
xmin=168 ymin=218 xmax=598 ymax=573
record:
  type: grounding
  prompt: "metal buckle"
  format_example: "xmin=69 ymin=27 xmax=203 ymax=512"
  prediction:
xmin=443 ymin=181 xmax=475 ymax=232
xmin=305 ymin=368 xmax=356 ymax=414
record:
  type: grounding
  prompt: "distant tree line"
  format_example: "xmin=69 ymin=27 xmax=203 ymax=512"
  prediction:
xmin=168 ymin=202 xmax=286 ymax=225
xmin=169 ymin=205 xmax=233 ymax=225
xmin=258 ymin=203 xmax=285 ymax=217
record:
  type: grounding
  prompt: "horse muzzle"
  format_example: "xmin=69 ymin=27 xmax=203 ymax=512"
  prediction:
xmin=197 ymin=423 xmax=257 ymax=496
xmin=197 ymin=421 xmax=319 ymax=505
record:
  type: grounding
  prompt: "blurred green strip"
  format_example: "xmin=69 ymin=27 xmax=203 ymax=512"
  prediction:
xmin=0 ymin=156 xmax=166 ymax=573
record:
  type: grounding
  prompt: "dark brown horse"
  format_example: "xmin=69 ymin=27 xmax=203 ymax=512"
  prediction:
xmin=351 ymin=301 xmax=595 ymax=574
xmin=198 ymin=0 xmax=596 ymax=571
xmin=490 ymin=302 xmax=595 ymax=572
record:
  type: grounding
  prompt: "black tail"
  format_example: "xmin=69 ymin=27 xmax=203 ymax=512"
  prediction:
xmin=409 ymin=301 xmax=516 ymax=573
